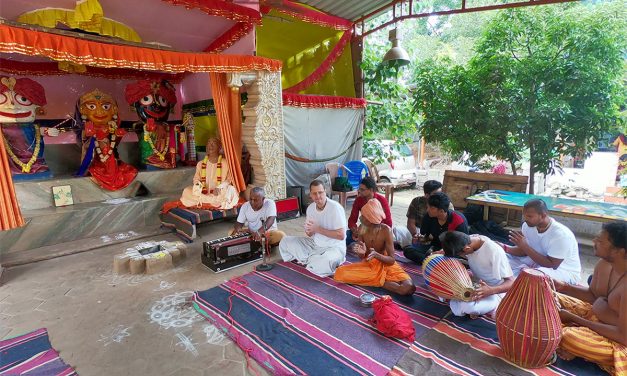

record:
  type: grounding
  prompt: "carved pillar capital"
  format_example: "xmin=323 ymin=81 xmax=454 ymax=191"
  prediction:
xmin=226 ymin=72 xmax=258 ymax=90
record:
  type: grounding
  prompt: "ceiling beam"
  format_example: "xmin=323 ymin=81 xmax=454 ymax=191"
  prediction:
xmin=355 ymin=0 xmax=579 ymax=38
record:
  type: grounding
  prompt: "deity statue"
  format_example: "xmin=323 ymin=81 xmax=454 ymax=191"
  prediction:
xmin=179 ymin=136 xmax=239 ymax=210
xmin=0 ymin=76 xmax=59 ymax=179
xmin=125 ymin=80 xmax=179 ymax=169
xmin=76 ymin=89 xmax=137 ymax=191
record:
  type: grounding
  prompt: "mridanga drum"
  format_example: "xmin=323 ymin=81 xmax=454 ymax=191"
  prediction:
xmin=495 ymin=268 xmax=561 ymax=368
xmin=422 ymin=254 xmax=474 ymax=301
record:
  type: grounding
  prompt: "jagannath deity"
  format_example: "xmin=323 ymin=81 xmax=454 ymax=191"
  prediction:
xmin=0 ymin=76 xmax=58 ymax=179
xmin=76 ymin=89 xmax=137 ymax=191
xmin=125 ymin=80 xmax=179 ymax=169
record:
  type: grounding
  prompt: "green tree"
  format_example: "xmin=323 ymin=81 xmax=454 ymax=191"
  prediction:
xmin=361 ymin=41 xmax=417 ymax=162
xmin=412 ymin=2 xmax=626 ymax=192
xmin=361 ymin=1 xmax=496 ymax=163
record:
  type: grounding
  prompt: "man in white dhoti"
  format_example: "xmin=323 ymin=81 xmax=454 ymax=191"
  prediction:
xmin=440 ymin=231 xmax=514 ymax=318
xmin=279 ymin=179 xmax=346 ymax=277
xmin=179 ymin=136 xmax=239 ymax=210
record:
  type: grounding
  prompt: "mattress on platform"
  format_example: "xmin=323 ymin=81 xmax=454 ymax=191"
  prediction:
xmin=160 ymin=206 xmax=239 ymax=241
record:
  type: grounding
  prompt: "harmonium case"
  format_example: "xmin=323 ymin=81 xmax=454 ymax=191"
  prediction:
xmin=202 ymin=233 xmax=262 ymax=272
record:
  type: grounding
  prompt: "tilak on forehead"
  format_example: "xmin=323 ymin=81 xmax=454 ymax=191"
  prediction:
xmin=0 ymin=76 xmax=47 ymax=106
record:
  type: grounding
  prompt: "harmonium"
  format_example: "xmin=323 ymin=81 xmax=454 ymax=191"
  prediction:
xmin=202 ymin=232 xmax=262 ymax=273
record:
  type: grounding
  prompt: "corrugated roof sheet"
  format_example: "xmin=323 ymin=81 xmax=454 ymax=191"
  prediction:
xmin=299 ymin=0 xmax=395 ymax=21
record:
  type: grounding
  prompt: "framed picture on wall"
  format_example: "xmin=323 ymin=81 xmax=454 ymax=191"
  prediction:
xmin=52 ymin=185 xmax=73 ymax=207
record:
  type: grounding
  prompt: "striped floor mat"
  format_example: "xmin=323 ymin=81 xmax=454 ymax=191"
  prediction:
xmin=193 ymin=255 xmax=606 ymax=376
xmin=0 ymin=328 xmax=77 ymax=375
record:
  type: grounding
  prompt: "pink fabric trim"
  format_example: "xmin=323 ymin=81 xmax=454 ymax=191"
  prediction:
xmin=163 ymin=0 xmax=262 ymax=24
xmin=204 ymin=22 xmax=255 ymax=53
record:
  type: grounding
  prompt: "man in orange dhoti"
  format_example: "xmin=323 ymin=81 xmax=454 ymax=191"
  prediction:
xmin=554 ymin=221 xmax=627 ymax=376
xmin=334 ymin=199 xmax=416 ymax=296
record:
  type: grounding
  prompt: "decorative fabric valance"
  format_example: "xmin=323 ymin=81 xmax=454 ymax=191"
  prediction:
xmin=204 ymin=22 xmax=255 ymax=53
xmin=0 ymin=23 xmax=282 ymax=73
xmin=0 ymin=58 xmax=186 ymax=82
xmin=282 ymin=93 xmax=366 ymax=109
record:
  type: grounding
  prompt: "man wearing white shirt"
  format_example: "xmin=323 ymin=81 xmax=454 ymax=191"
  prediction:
xmin=232 ymin=187 xmax=285 ymax=246
xmin=279 ymin=179 xmax=347 ymax=277
xmin=505 ymin=199 xmax=581 ymax=284
xmin=440 ymin=231 xmax=514 ymax=317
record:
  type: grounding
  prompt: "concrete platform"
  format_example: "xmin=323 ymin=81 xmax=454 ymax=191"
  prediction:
xmin=0 ymin=168 xmax=194 ymax=264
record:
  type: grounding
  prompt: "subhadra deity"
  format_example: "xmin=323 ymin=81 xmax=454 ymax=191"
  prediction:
xmin=76 ymin=89 xmax=138 ymax=191
xmin=0 ymin=76 xmax=59 ymax=179
xmin=125 ymin=80 xmax=178 ymax=169
xmin=179 ymin=136 xmax=239 ymax=210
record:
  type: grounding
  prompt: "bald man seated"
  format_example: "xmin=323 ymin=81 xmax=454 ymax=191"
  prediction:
xmin=231 ymin=187 xmax=285 ymax=246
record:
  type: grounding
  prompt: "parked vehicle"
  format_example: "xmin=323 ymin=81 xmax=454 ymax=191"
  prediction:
xmin=365 ymin=140 xmax=418 ymax=187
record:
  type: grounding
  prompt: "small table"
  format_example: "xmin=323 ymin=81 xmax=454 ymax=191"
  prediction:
xmin=466 ymin=190 xmax=627 ymax=223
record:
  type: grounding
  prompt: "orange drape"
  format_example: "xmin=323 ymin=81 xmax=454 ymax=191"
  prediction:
xmin=209 ymin=72 xmax=246 ymax=192
xmin=0 ymin=131 xmax=25 ymax=230
xmin=0 ymin=24 xmax=281 ymax=73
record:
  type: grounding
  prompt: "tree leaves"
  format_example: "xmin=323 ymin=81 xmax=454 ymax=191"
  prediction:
xmin=410 ymin=3 xmax=626 ymax=191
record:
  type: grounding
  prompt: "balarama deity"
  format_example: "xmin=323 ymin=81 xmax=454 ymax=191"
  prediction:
xmin=76 ymin=89 xmax=137 ymax=190
xmin=179 ymin=136 xmax=239 ymax=210
xmin=0 ymin=76 xmax=59 ymax=179
xmin=125 ymin=80 xmax=178 ymax=169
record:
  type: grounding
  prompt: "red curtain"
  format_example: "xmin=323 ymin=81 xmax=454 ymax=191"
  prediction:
xmin=0 ymin=131 xmax=25 ymax=230
xmin=209 ymin=73 xmax=246 ymax=192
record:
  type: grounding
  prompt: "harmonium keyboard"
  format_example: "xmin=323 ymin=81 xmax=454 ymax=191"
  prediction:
xmin=202 ymin=232 xmax=262 ymax=273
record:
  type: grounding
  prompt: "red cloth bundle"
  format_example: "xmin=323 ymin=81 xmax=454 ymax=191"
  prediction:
xmin=371 ymin=296 xmax=415 ymax=342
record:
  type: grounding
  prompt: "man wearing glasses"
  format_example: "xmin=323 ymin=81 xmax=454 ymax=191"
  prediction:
xmin=346 ymin=176 xmax=392 ymax=246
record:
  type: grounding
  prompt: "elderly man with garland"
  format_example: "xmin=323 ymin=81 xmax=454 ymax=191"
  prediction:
xmin=179 ymin=136 xmax=239 ymax=210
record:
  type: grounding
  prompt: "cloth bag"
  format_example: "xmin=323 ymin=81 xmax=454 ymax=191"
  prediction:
xmin=371 ymin=296 xmax=415 ymax=341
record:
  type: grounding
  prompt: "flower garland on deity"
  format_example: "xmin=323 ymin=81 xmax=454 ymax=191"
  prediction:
xmin=0 ymin=76 xmax=59 ymax=179
xmin=125 ymin=79 xmax=181 ymax=169
xmin=76 ymin=89 xmax=137 ymax=191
